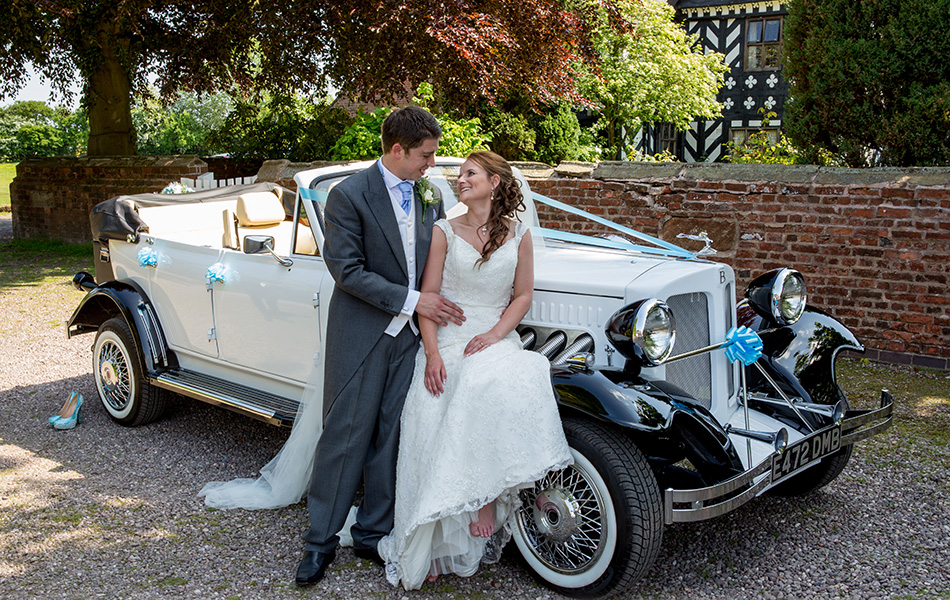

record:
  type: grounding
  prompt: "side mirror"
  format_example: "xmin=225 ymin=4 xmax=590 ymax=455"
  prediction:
xmin=243 ymin=235 xmax=293 ymax=267
xmin=243 ymin=235 xmax=275 ymax=255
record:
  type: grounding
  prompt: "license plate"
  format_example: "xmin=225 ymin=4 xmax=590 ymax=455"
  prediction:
xmin=771 ymin=425 xmax=842 ymax=483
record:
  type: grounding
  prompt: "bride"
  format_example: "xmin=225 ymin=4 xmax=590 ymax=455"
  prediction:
xmin=199 ymin=151 xmax=572 ymax=589
xmin=376 ymin=151 xmax=571 ymax=589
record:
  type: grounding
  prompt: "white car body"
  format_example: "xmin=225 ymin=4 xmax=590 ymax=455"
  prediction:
xmin=69 ymin=159 xmax=893 ymax=597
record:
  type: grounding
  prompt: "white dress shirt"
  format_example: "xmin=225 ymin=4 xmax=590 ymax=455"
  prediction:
xmin=378 ymin=160 xmax=421 ymax=336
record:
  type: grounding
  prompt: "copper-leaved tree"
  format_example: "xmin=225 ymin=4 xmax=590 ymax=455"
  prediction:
xmin=3 ymin=0 xmax=618 ymax=156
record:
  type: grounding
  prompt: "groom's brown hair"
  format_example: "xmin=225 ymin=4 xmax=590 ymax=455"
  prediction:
xmin=381 ymin=106 xmax=441 ymax=154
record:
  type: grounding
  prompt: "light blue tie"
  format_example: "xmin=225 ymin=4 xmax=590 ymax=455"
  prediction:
xmin=398 ymin=181 xmax=413 ymax=215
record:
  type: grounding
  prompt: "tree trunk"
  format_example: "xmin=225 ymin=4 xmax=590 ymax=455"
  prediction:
xmin=85 ymin=34 xmax=136 ymax=156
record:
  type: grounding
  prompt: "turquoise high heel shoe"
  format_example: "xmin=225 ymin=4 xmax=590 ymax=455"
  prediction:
xmin=52 ymin=393 xmax=83 ymax=430
xmin=49 ymin=391 xmax=80 ymax=425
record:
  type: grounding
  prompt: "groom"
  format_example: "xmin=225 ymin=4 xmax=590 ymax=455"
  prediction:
xmin=296 ymin=106 xmax=465 ymax=586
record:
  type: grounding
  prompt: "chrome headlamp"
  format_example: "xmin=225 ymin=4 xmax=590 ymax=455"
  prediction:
xmin=745 ymin=268 xmax=807 ymax=325
xmin=606 ymin=299 xmax=676 ymax=366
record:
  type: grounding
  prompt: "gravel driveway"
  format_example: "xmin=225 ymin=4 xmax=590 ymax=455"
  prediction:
xmin=0 ymin=213 xmax=12 ymax=241
xmin=0 ymin=239 xmax=947 ymax=599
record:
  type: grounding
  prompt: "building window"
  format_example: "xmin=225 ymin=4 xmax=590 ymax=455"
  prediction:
xmin=730 ymin=128 xmax=780 ymax=146
xmin=745 ymin=17 xmax=782 ymax=71
xmin=655 ymin=123 xmax=678 ymax=156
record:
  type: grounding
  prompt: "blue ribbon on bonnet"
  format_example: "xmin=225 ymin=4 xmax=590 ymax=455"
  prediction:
xmin=722 ymin=326 xmax=764 ymax=366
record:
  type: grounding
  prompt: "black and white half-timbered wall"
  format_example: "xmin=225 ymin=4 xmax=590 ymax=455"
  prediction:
xmin=633 ymin=0 xmax=789 ymax=162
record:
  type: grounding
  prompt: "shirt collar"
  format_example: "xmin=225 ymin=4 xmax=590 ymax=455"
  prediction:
xmin=377 ymin=159 xmax=413 ymax=192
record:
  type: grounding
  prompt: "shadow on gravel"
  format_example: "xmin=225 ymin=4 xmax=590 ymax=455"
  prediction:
xmin=0 ymin=239 xmax=93 ymax=288
xmin=1 ymin=374 xmax=293 ymax=506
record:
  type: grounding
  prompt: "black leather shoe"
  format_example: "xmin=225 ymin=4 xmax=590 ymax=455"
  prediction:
xmin=353 ymin=546 xmax=384 ymax=567
xmin=295 ymin=549 xmax=336 ymax=586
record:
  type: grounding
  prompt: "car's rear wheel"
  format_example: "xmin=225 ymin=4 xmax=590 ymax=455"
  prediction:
xmin=512 ymin=418 xmax=663 ymax=597
xmin=93 ymin=317 xmax=167 ymax=426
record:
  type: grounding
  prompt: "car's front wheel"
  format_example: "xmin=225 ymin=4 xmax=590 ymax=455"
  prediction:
xmin=512 ymin=418 xmax=663 ymax=597
xmin=92 ymin=317 xmax=167 ymax=426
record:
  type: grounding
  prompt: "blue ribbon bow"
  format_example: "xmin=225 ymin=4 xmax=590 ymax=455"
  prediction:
xmin=723 ymin=326 xmax=764 ymax=366
xmin=137 ymin=247 xmax=158 ymax=268
xmin=206 ymin=262 xmax=231 ymax=284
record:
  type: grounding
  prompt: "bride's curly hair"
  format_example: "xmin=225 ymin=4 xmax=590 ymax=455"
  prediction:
xmin=466 ymin=151 xmax=526 ymax=267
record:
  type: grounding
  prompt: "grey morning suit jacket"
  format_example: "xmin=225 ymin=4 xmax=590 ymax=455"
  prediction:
xmin=321 ymin=162 xmax=445 ymax=416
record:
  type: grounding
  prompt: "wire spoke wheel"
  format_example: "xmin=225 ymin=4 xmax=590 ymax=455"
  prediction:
xmin=513 ymin=418 xmax=663 ymax=597
xmin=93 ymin=317 xmax=167 ymax=426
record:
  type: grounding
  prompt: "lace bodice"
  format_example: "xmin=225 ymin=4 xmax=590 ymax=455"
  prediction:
xmin=435 ymin=219 xmax=527 ymax=346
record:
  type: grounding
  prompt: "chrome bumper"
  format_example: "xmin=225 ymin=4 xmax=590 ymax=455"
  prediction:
xmin=663 ymin=389 xmax=894 ymax=524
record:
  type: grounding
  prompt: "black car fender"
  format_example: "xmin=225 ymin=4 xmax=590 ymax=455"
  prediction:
xmin=738 ymin=301 xmax=862 ymax=408
xmin=552 ymin=366 xmax=745 ymax=486
xmin=67 ymin=274 xmax=172 ymax=373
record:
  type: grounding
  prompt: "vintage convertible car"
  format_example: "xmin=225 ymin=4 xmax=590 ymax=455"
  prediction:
xmin=68 ymin=159 xmax=893 ymax=597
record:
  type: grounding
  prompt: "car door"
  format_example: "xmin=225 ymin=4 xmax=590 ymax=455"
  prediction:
xmin=210 ymin=198 xmax=329 ymax=383
xmin=145 ymin=238 xmax=221 ymax=359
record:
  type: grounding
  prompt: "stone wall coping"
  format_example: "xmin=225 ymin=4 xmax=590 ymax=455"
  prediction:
xmin=510 ymin=161 xmax=555 ymax=179
xmin=583 ymin=161 xmax=950 ymax=186
xmin=256 ymin=160 xmax=348 ymax=188
xmin=812 ymin=167 xmax=950 ymax=186
xmin=16 ymin=155 xmax=207 ymax=170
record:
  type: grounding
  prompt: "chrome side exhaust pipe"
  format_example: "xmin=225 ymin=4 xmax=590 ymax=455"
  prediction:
xmin=725 ymin=424 xmax=789 ymax=454
xmin=535 ymin=331 xmax=567 ymax=360
xmin=519 ymin=328 xmax=537 ymax=351
xmin=552 ymin=334 xmax=594 ymax=365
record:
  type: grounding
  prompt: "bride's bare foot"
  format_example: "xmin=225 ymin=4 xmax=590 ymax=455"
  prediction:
xmin=426 ymin=564 xmax=439 ymax=584
xmin=470 ymin=502 xmax=495 ymax=538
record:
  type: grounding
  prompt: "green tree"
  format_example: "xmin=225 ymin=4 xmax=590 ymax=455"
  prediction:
xmin=0 ymin=101 xmax=86 ymax=159
xmin=784 ymin=0 xmax=950 ymax=167
xmin=331 ymin=85 xmax=490 ymax=161
xmin=133 ymin=91 xmax=233 ymax=155
xmin=216 ymin=94 xmax=353 ymax=162
xmin=3 ymin=1 xmax=622 ymax=156
xmin=576 ymin=0 xmax=728 ymax=158
xmin=532 ymin=103 xmax=583 ymax=165
xmin=483 ymin=110 xmax=536 ymax=161
xmin=724 ymin=110 xmax=800 ymax=164
xmin=329 ymin=107 xmax=392 ymax=161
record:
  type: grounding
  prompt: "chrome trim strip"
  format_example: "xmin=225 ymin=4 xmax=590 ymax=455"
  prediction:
xmin=137 ymin=305 xmax=161 ymax=367
xmin=150 ymin=370 xmax=299 ymax=427
xmin=841 ymin=419 xmax=892 ymax=446
xmin=840 ymin=393 xmax=894 ymax=445
xmin=841 ymin=401 xmax=894 ymax=433
xmin=142 ymin=303 xmax=167 ymax=366
xmin=664 ymin=458 xmax=772 ymax=524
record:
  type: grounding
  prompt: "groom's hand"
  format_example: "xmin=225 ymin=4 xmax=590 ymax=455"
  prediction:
xmin=417 ymin=292 xmax=465 ymax=326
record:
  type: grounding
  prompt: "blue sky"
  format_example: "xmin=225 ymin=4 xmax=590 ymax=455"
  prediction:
xmin=6 ymin=67 xmax=80 ymax=108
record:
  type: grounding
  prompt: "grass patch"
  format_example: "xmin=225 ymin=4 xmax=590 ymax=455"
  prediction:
xmin=0 ymin=162 xmax=15 ymax=208
xmin=0 ymin=237 xmax=93 ymax=288
xmin=837 ymin=357 xmax=950 ymax=456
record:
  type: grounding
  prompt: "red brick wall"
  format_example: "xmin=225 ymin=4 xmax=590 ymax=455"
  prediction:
xmin=528 ymin=162 xmax=950 ymax=370
xmin=10 ymin=156 xmax=208 ymax=243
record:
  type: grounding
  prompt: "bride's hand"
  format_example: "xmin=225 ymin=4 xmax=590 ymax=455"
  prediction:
xmin=464 ymin=332 xmax=501 ymax=356
xmin=424 ymin=354 xmax=447 ymax=396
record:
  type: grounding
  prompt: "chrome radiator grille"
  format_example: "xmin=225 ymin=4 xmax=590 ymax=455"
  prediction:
xmin=665 ymin=292 xmax=712 ymax=408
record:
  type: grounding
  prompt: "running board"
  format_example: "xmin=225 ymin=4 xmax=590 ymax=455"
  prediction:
xmin=151 ymin=369 xmax=299 ymax=427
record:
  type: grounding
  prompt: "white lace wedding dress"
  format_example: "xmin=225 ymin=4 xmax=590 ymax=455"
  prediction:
xmin=377 ymin=219 xmax=573 ymax=590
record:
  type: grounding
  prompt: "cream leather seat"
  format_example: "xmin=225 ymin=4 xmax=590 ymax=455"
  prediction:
xmin=234 ymin=191 xmax=292 ymax=254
